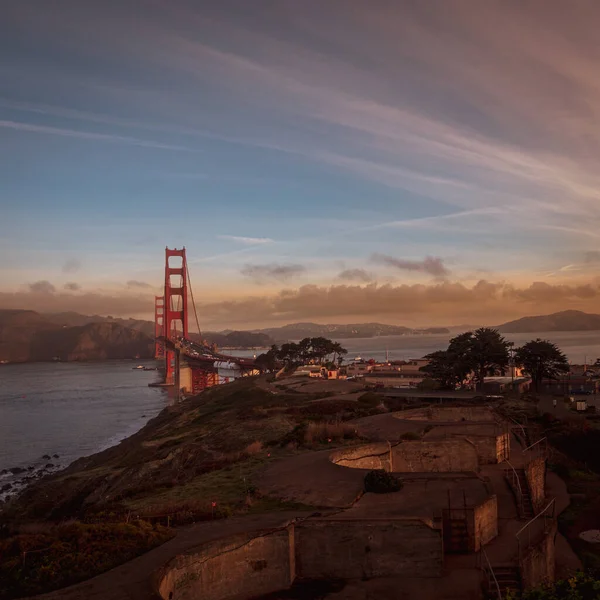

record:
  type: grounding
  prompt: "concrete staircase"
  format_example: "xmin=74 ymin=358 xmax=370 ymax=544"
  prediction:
xmin=516 ymin=469 xmax=534 ymax=519
xmin=444 ymin=518 xmax=470 ymax=553
xmin=485 ymin=565 xmax=522 ymax=598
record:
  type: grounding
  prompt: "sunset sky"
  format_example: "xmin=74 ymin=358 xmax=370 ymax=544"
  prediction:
xmin=2 ymin=1 xmax=600 ymax=329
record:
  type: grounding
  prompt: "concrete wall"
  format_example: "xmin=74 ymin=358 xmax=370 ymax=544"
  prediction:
xmin=397 ymin=406 xmax=496 ymax=422
xmin=525 ymin=457 xmax=546 ymax=513
xmin=158 ymin=529 xmax=292 ymax=600
xmin=158 ymin=519 xmax=445 ymax=600
xmin=391 ymin=440 xmax=479 ymax=473
xmin=520 ymin=521 xmax=556 ymax=590
xmin=473 ymin=495 xmax=498 ymax=550
xmin=295 ymin=519 xmax=443 ymax=579
xmin=331 ymin=443 xmax=391 ymax=471
xmin=331 ymin=440 xmax=479 ymax=473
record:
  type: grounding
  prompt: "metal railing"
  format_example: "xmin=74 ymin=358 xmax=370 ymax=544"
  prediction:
xmin=515 ymin=498 xmax=556 ymax=562
xmin=522 ymin=436 xmax=547 ymax=460
xmin=480 ymin=547 xmax=503 ymax=600
xmin=503 ymin=459 xmax=525 ymax=517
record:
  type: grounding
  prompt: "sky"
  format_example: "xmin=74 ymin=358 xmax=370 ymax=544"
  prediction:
xmin=2 ymin=0 xmax=600 ymax=330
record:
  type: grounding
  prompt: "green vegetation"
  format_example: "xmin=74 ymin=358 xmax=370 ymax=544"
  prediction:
xmin=255 ymin=337 xmax=348 ymax=372
xmin=514 ymin=339 xmax=570 ymax=392
xmin=421 ymin=328 xmax=510 ymax=390
xmin=505 ymin=571 xmax=600 ymax=599
xmin=364 ymin=470 xmax=402 ymax=494
xmin=0 ymin=520 xmax=173 ymax=599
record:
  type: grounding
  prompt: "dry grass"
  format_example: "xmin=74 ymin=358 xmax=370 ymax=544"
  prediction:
xmin=304 ymin=421 xmax=359 ymax=445
xmin=244 ymin=441 xmax=264 ymax=455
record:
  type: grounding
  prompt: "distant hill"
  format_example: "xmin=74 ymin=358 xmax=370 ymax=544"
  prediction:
xmin=0 ymin=310 xmax=153 ymax=362
xmin=497 ymin=310 xmax=600 ymax=333
xmin=44 ymin=312 xmax=155 ymax=337
xmin=255 ymin=322 xmax=449 ymax=341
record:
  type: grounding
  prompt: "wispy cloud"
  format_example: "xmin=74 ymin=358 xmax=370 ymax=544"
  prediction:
xmin=64 ymin=282 xmax=81 ymax=291
xmin=62 ymin=258 xmax=81 ymax=274
xmin=126 ymin=280 xmax=153 ymax=289
xmin=338 ymin=268 xmax=373 ymax=283
xmin=371 ymin=254 xmax=450 ymax=278
xmin=0 ymin=120 xmax=193 ymax=151
xmin=28 ymin=280 xmax=56 ymax=294
xmin=240 ymin=263 xmax=306 ymax=283
xmin=218 ymin=235 xmax=274 ymax=245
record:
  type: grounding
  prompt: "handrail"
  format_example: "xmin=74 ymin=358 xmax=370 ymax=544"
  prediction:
xmin=507 ymin=415 xmax=528 ymax=446
xmin=515 ymin=498 xmax=556 ymax=563
xmin=504 ymin=459 xmax=524 ymax=516
xmin=515 ymin=497 xmax=556 ymax=539
xmin=522 ymin=436 xmax=547 ymax=454
xmin=481 ymin=547 xmax=503 ymax=600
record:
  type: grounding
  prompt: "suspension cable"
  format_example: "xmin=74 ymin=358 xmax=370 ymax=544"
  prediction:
xmin=185 ymin=255 xmax=202 ymax=339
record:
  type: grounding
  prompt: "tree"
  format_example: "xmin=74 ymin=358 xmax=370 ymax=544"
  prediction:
xmin=420 ymin=332 xmax=475 ymax=390
xmin=514 ymin=339 xmax=569 ymax=392
xmin=420 ymin=329 xmax=509 ymax=391
xmin=254 ymin=345 xmax=280 ymax=373
xmin=420 ymin=351 xmax=460 ymax=390
xmin=469 ymin=328 xmax=510 ymax=391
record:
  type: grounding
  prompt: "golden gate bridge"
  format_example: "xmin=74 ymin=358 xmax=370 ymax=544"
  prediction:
xmin=153 ymin=247 xmax=257 ymax=397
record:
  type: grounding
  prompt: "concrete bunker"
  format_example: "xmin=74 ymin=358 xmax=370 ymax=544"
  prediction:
xmin=157 ymin=519 xmax=443 ymax=600
xmin=391 ymin=406 xmax=510 ymax=464
xmin=330 ymin=439 xmax=480 ymax=473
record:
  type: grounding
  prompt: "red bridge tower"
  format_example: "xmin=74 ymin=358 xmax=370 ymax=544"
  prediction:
xmin=154 ymin=296 xmax=164 ymax=359
xmin=163 ymin=247 xmax=188 ymax=385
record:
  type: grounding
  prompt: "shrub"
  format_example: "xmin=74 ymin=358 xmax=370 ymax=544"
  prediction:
xmin=364 ymin=470 xmax=402 ymax=494
xmin=358 ymin=392 xmax=382 ymax=406
xmin=0 ymin=521 xmax=173 ymax=599
xmin=304 ymin=421 xmax=358 ymax=445
xmin=244 ymin=441 xmax=264 ymax=456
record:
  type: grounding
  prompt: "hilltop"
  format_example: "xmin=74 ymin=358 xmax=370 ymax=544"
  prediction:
xmin=497 ymin=310 xmax=600 ymax=333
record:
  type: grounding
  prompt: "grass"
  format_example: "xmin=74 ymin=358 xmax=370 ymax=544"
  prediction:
xmin=0 ymin=521 xmax=173 ymax=599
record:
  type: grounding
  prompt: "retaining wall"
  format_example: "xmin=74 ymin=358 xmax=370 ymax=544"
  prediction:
xmin=520 ymin=521 xmax=556 ymax=590
xmin=391 ymin=439 xmax=479 ymax=472
xmin=158 ymin=518 xmax=444 ymax=600
xmin=396 ymin=406 xmax=496 ymax=422
xmin=331 ymin=439 xmax=479 ymax=473
xmin=474 ymin=495 xmax=498 ymax=550
xmin=157 ymin=529 xmax=292 ymax=600
xmin=295 ymin=518 xmax=443 ymax=579
xmin=525 ymin=457 xmax=546 ymax=513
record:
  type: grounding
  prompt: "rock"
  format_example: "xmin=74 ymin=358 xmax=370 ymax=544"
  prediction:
xmin=28 ymin=466 xmax=35 ymax=471
xmin=1 ymin=483 xmax=12 ymax=492
xmin=44 ymin=463 xmax=55 ymax=469
xmin=42 ymin=454 xmax=51 ymax=460
xmin=9 ymin=467 xmax=25 ymax=475
xmin=0 ymin=469 xmax=7 ymax=476
xmin=53 ymin=454 xmax=59 ymax=458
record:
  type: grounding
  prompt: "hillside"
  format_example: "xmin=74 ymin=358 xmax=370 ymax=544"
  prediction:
xmin=257 ymin=322 xmax=448 ymax=341
xmin=497 ymin=310 xmax=600 ymax=333
xmin=0 ymin=310 xmax=153 ymax=362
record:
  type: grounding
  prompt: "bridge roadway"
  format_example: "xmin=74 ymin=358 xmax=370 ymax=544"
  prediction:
xmin=161 ymin=336 xmax=257 ymax=370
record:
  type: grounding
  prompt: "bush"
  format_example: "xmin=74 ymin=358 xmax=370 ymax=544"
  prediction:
xmin=364 ymin=470 xmax=402 ymax=494
xmin=358 ymin=392 xmax=382 ymax=406
xmin=304 ymin=421 xmax=358 ymax=445
xmin=0 ymin=521 xmax=173 ymax=599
